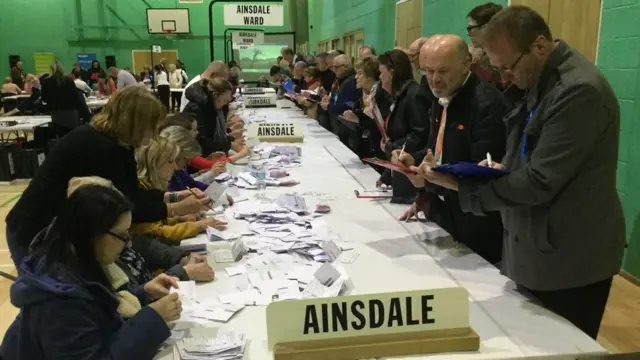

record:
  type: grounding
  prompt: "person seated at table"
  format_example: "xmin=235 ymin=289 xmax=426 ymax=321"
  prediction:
xmin=292 ymin=61 xmax=308 ymax=92
xmin=0 ymin=84 xmax=43 ymax=117
xmin=340 ymin=57 xmax=391 ymax=167
xmin=74 ymin=77 xmax=92 ymax=96
xmin=0 ymin=184 xmax=181 ymax=360
xmin=5 ymin=86 xmax=212 ymax=267
xmin=296 ymin=66 xmax=322 ymax=119
xmin=69 ymin=62 xmax=86 ymax=81
xmin=2 ymin=77 xmax=21 ymax=95
xmin=98 ymin=69 xmax=116 ymax=97
xmin=41 ymin=60 xmax=92 ymax=137
xmin=67 ymin=176 xmax=215 ymax=286
xmin=159 ymin=113 xmax=245 ymax=176
xmin=257 ymin=75 xmax=269 ymax=88
xmin=160 ymin=125 xmax=225 ymax=190
xmin=377 ymin=49 xmax=431 ymax=204
xmin=182 ymin=77 xmax=248 ymax=161
xmin=132 ymin=137 xmax=226 ymax=244
xmin=23 ymin=74 xmax=40 ymax=94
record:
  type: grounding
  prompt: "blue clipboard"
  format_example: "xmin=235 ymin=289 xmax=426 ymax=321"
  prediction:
xmin=433 ymin=161 xmax=510 ymax=178
xmin=282 ymin=79 xmax=295 ymax=94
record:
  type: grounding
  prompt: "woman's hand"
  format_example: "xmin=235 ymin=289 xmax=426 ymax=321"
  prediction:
xmin=195 ymin=218 xmax=228 ymax=231
xmin=175 ymin=188 xmax=205 ymax=201
xmin=149 ymin=293 xmax=182 ymax=322
xmin=210 ymin=162 xmax=227 ymax=176
xmin=172 ymin=196 xmax=211 ymax=216
xmin=342 ymin=110 xmax=358 ymax=122
xmin=207 ymin=151 xmax=227 ymax=161
xmin=184 ymin=262 xmax=215 ymax=282
xmin=144 ymin=273 xmax=179 ymax=299
xmin=179 ymin=214 xmax=200 ymax=222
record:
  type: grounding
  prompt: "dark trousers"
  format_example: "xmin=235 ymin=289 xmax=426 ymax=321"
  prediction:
xmin=519 ymin=277 xmax=613 ymax=340
xmin=429 ymin=192 xmax=503 ymax=264
xmin=157 ymin=85 xmax=170 ymax=111
xmin=171 ymin=91 xmax=181 ymax=111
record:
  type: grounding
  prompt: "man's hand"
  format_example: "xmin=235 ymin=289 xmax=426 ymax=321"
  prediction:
xmin=399 ymin=200 xmax=430 ymax=222
xmin=391 ymin=150 xmax=415 ymax=167
xmin=184 ymin=262 xmax=215 ymax=282
xmin=412 ymin=152 xmax=459 ymax=191
xmin=320 ymin=101 xmax=329 ymax=110
xmin=478 ymin=159 xmax=506 ymax=170
xmin=341 ymin=110 xmax=358 ymax=122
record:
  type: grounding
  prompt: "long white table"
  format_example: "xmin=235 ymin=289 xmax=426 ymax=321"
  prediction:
xmin=156 ymin=100 xmax=607 ymax=360
xmin=0 ymin=115 xmax=51 ymax=134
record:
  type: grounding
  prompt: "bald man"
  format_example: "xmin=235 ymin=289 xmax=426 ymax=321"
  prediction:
xmin=407 ymin=37 xmax=429 ymax=70
xmin=395 ymin=34 xmax=510 ymax=265
xmin=180 ymin=60 xmax=229 ymax=111
xmin=319 ymin=54 xmax=360 ymax=142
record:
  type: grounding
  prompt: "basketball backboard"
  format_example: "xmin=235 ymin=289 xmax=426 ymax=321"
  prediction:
xmin=146 ymin=8 xmax=191 ymax=34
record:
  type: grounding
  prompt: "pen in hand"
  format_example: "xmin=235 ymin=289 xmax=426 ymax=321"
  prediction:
xmin=187 ymin=187 xmax=215 ymax=212
xmin=486 ymin=152 xmax=493 ymax=168
xmin=399 ymin=143 xmax=406 ymax=159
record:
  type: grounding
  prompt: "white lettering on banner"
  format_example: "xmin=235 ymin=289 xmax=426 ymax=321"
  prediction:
xmin=223 ymin=4 xmax=284 ymax=27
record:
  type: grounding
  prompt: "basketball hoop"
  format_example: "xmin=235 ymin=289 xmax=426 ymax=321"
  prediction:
xmin=163 ymin=30 xmax=174 ymax=40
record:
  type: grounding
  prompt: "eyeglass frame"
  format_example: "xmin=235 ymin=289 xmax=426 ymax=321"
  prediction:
xmin=466 ymin=23 xmax=485 ymax=35
xmin=497 ymin=39 xmax=537 ymax=75
xmin=107 ymin=230 xmax=132 ymax=245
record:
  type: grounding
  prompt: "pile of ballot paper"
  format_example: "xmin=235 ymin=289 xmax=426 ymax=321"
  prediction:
xmin=221 ymin=252 xmax=350 ymax=305
xmin=174 ymin=331 xmax=246 ymax=360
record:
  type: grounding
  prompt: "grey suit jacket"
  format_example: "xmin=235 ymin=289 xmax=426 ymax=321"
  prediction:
xmin=458 ymin=41 xmax=625 ymax=291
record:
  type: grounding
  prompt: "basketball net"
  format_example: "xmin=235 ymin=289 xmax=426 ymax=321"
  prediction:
xmin=163 ymin=30 xmax=174 ymax=40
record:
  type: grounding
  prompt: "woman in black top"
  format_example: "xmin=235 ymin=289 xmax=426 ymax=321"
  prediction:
xmin=88 ymin=60 xmax=102 ymax=88
xmin=41 ymin=60 xmax=92 ymax=136
xmin=182 ymin=77 xmax=238 ymax=157
xmin=6 ymin=86 xmax=211 ymax=267
xmin=377 ymin=50 xmax=431 ymax=204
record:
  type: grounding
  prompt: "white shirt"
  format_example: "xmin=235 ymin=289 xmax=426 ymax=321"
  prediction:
xmin=155 ymin=71 xmax=169 ymax=86
xmin=116 ymin=70 xmax=138 ymax=90
xmin=180 ymin=74 xmax=201 ymax=112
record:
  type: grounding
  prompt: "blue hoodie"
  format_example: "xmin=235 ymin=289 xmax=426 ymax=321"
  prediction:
xmin=0 ymin=255 xmax=170 ymax=360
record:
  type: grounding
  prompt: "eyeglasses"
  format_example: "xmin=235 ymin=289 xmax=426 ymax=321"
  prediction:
xmin=331 ymin=64 xmax=346 ymax=70
xmin=498 ymin=43 xmax=533 ymax=74
xmin=107 ymin=231 xmax=132 ymax=245
xmin=466 ymin=24 xmax=485 ymax=35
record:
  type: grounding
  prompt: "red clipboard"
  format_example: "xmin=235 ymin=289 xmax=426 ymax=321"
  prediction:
xmin=362 ymin=158 xmax=417 ymax=175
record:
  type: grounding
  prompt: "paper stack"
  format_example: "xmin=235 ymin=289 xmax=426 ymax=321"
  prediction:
xmin=174 ymin=331 xmax=246 ymax=360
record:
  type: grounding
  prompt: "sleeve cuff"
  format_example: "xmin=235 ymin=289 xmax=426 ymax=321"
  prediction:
xmin=458 ymin=180 xmax=485 ymax=216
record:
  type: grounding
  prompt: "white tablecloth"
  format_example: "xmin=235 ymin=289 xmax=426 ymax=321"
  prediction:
xmin=0 ymin=115 xmax=51 ymax=133
xmin=156 ymin=101 xmax=607 ymax=360
xmin=1 ymin=94 xmax=30 ymax=102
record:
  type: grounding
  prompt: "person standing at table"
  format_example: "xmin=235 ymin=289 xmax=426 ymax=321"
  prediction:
xmin=154 ymin=65 xmax=170 ymax=111
xmin=5 ymin=86 xmax=211 ymax=267
xmin=377 ymin=49 xmax=430 ymax=204
xmin=168 ymin=64 xmax=183 ymax=112
xmin=413 ymin=6 xmax=625 ymax=339
xmin=109 ymin=66 xmax=138 ymax=91
xmin=319 ymin=54 xmax=360 ymax=140
xmin=88 ymin=60 xmax=103 ymax=89
xmin=11 ymin=61 xmax=25 ymax=90
xmin=394 ymin=35 xmax=509 ymax=265
xmin=180 ymin=61 xmax=228 ymax=112
xmin=41 ymin=60 xmax=92 ymax=136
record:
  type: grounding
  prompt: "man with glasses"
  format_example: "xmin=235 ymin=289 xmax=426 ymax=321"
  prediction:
xmin=320 ymin=55 xmax=360 ymax=142
xmin=414 ymin=6 xmax=624 ymax=340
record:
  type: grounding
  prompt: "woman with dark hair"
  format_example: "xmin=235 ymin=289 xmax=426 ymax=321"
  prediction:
xmin=0 ymin=185 xmax=181 ymax=360
xmin=41 ymin=60 xmax=92 ymax=136
xmin=377 ymin=50 xmax=430 ymax=203
xmin=88 ymin=60 xmax=102 ymax=88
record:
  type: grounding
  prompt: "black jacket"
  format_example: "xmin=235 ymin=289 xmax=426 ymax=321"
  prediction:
xmin=182 ymin=83 xmax=233 ymax=156
xmin=383 ymin=80 xmax=431 ymax=203
xmin=353 ymin=83 xmax=392 ymax=161
xmin=41 ymin=76 xmax=92 ymax=121
xmin=319 ymin=69 xmax=336 ymax=93
xmin=6 ymin=125 xmax=167 ymax=261
xmin=416 ymin=72 xmax=510 ymax=264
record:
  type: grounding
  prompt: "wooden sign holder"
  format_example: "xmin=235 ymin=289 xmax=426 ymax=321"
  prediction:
xmin=273 ymin=327 xmax=480 ymax=360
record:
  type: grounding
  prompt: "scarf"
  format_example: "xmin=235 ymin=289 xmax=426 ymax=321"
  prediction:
xmin=102 ymin=263 xmax=142 ymax=318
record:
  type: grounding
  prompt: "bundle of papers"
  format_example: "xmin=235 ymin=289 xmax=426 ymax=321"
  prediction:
xmin=174 ymin=331 xmax=246 ymax=360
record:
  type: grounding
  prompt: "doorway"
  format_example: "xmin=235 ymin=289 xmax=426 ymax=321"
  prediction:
xmin=395 ymin=0 xmax=423 ymax=49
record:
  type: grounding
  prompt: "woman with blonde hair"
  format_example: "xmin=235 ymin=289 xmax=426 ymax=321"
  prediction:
xmin=167 ymin=63 xmax=183 ymax=112
xmin=132 ymin=137 xmax=226 ymax=244
xmin=6 ymin=86 xmax=211 ymax=266
xmin=183 ymin=77 xmax=248 ymax=160
xmin=41 ymin=59 xmax=92 ymax=136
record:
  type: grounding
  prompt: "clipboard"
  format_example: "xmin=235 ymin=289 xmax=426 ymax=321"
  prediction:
xmin=354 ymin=190 xmax=392 ymax=199
xmin=338 ymin=115 xmax=358 ymax=131
xmin=362 ymin=158 xmax=417 ymax=175
xmin=433 ymin=162 xmax=510 ymax=178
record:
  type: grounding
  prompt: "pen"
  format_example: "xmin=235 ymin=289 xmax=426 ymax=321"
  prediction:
xmin=187 ymin=187 xmax=215 ymax=212
xmin=399 ymin=143 xmax=406 ymax=159
xmin=486 ymin=152 xmax=493 ymax=168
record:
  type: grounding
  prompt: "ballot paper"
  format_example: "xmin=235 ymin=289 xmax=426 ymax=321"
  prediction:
xmin=224 ymin=187 xmax=248 ymax=203
xmin=175 ymin=331 xmax=246 ymax=360
xmin=189 ymin=303 xmax=245 ymax=323
xmin=320 ymin=239 xmax=342 ymax=261
xmin=237 ymin=172 xmax=258 ymax=186
xmin=313 ymin=263 xmax=342 ymax=286
xmin=206 ymin=227 xmax=241 ymax=241
xmin=170 ymin=281 xmax=198 ymax=307
xmin=214 ymin=173 xmax=232 ymax=182
xmin=337 ymin=250 xmax=360 ymax=264
xmin=276 ymin=193 xmax=308 ymax=213
xmin=270 ymin=145 xmax=302 ymax=159
xmin=205 ymin=181 xmax=227 ymax=204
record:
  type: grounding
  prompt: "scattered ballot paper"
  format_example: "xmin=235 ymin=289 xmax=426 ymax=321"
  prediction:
xmin=170 ymin=281 xmax=198 ymax=307
xmin=206 ymin=227 xmax=241 ymax=241
xmin=204 ymin=181 xmax=227 ymax=204
xmin=276 ymin=193 xmax=308 ymax=213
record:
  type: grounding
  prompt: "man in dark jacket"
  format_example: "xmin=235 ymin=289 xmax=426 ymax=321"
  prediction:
xmin=315 ymin=52 xmax=336 ymax=94
xmin=415 ymin=7 xmax=625 ymax=340
xmin=320 ymin=54 xmax=361 ymax=145
xmin=11 ymin=61 xmax=25 ymax=90
xmin=395 ymin=35 xmax=509 ymax=265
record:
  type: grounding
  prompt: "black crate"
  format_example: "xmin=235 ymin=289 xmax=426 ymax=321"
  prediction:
xmin=14 ymin=141 xmax=45 ymax=179
xmin=0 ymin=143 xmax=18 ymax=182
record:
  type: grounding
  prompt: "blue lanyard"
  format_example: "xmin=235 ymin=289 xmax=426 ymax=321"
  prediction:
xmin=520 ymin=105 xmax=538 ymax=159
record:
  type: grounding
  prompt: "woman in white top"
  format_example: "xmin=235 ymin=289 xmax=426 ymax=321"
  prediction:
xmin=154 ymin=65 xmax=170 ymax=111
xmin=167 ymin=64 xmax=183 ymax=112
